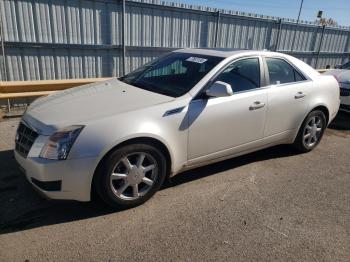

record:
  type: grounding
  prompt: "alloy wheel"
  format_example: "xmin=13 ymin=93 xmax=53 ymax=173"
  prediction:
xmin=303 ymin=116 xmax=323 ymax=148
xmin=109 ymin=152 xmax=158 ymax=200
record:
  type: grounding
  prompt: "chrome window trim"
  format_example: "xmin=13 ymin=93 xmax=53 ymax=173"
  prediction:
xmin=264 ymin=79 xmax=313 ymax=89
xmin=220 ymin=85 xmax=270 ymax=96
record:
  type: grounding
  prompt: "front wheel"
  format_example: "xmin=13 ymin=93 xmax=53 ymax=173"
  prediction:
xmin=293 ymin=110 xmax=327 ymax=152
xmin=94 ymin=143 xmax=167 ymax=208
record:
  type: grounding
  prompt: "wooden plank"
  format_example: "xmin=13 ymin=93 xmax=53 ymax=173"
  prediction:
xmin=0 ymin=91 xmax=57 ymax=99
xmin=0 ymin=78 xmax=112 ymax=93
xmin=317 ymin=69 xmax=330 ymax=73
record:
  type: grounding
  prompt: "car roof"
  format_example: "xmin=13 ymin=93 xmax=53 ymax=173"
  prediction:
xmin=175 ymin=48 xmax=320 ymax=79
xmin=174 ymin=48 xmax=271 ymax=58
xmin=174 ymin=48 xmax=321 ymax=94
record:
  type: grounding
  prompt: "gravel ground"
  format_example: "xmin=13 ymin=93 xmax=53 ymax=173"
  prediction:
xmin=0 ymin=112 xmax=349 ymax=262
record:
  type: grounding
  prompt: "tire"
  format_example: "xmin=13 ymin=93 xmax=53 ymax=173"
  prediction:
xmin=94 ymin=143 xmax=167 ymax=209
xmin=293 ymin=110 xmax=327 ymax=153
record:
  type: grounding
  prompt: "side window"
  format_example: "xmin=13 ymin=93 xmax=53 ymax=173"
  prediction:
xmin=266 ymin=58 xmax=305 ymax=85
xmin=214 ymin=58 xmax=260 ymax=93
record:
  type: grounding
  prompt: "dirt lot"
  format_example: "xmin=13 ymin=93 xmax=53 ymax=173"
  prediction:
xmin=0 ymin=112 xmax=349 ymax=262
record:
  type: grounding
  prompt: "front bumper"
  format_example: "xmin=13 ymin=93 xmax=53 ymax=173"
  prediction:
xmin=15 ymin=150 xmax=98 ymax=202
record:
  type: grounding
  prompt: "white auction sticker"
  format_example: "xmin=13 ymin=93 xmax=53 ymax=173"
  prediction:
xmin=186 ymin=57 xmax=208 ymax=64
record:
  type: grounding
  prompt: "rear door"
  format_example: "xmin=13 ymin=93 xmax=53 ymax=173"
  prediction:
xmin=263 ymin=57 xmax=311 ymax=138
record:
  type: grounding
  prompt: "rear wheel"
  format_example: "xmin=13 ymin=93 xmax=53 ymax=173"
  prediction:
xmin=95 ymin=143 xmax=167 ymax=208
xmin=293 ymin=110 xmax=326 ymax=152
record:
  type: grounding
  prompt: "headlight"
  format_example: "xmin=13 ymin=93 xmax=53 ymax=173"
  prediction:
xmin=40 ymin=125 xmax=84 ymax=160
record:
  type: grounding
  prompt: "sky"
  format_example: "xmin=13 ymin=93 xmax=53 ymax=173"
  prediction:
xmin=173 ymin=0 xmax=350 ymax=26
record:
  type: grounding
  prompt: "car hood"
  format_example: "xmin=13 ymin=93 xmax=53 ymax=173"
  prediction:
xmin=324 ymin=69 xmax=350 ymax=84
xmin=23 ymin=78 xmax=174 ymax=134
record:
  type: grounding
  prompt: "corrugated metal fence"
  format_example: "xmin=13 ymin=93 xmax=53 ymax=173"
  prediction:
xmin=0 ymin=0 xmax=349 ymax=81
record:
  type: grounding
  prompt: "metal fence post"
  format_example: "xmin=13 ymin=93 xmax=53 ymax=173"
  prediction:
xmin=0 ymin=6 xmax=7 ymax=81
xmin=0 ymin=5 xmax=10 ymax=113
xmin=214 ymin=11 xmax=220 ymax=48
xmin=122 ymin=0 xmax=126 ymax=76
xmin=343 ymin=31 xmax=350 ymax=63
xmin=290 ymin=0 xmax=304 ymax=52
xmin=7 ymin=99 xmax=11 ymax=114
xmin=275 ymin=19 xmax=282 ymax=51
xmin=315 ymin=25 xmax=326 ymax=69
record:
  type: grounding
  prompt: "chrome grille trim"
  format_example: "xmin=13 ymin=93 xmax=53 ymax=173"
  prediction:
xmin=15 ymin=122 xmax=39 ymax=158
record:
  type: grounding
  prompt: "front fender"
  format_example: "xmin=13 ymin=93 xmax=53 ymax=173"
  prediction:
xmin=67 ymin=101 xmax=190 ymax=193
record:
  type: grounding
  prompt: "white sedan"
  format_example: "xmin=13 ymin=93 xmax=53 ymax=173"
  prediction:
xmin=323 ymin=61 xmax=350 ymax=112
xmin=15 ymin=49 xmax=340 ymax=208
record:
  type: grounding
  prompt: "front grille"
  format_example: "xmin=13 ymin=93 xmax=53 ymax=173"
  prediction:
xmin=340 ymin=88 xmax=350 ymax=97
xmin=15 ymin=122 xmax=39 ymax=158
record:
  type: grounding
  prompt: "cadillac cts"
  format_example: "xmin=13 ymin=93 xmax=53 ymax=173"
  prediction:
xmin=15 ymin=49 xmax=340 ymax=208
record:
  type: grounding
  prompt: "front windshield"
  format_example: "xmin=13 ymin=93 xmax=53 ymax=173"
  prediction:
xmin=119 ymin=52 xmax=223 ymax=97
xmin=340 ymin=61 xmax=350 ymax=70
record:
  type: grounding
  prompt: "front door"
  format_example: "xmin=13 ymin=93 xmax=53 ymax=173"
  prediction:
xmin=187 ymin=57 xmax=268 ymax=162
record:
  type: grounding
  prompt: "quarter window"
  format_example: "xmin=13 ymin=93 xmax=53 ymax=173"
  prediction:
xmin=266 ymin=58 xmax=305 ymax=85
xmin=214 ymin=58 xmax=260 ymax=93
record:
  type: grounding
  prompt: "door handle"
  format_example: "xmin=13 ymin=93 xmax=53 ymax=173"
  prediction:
xmin=249 ymin=101 xmax=265 ymax=110
xmin=295 ymin=91 xmax=306 ymax=99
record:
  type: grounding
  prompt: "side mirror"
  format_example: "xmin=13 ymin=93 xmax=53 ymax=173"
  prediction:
xmin=206 ymin=81 xmax=233 ymax=98
xmin=335 ymin=64 xmax=342 ymax=69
